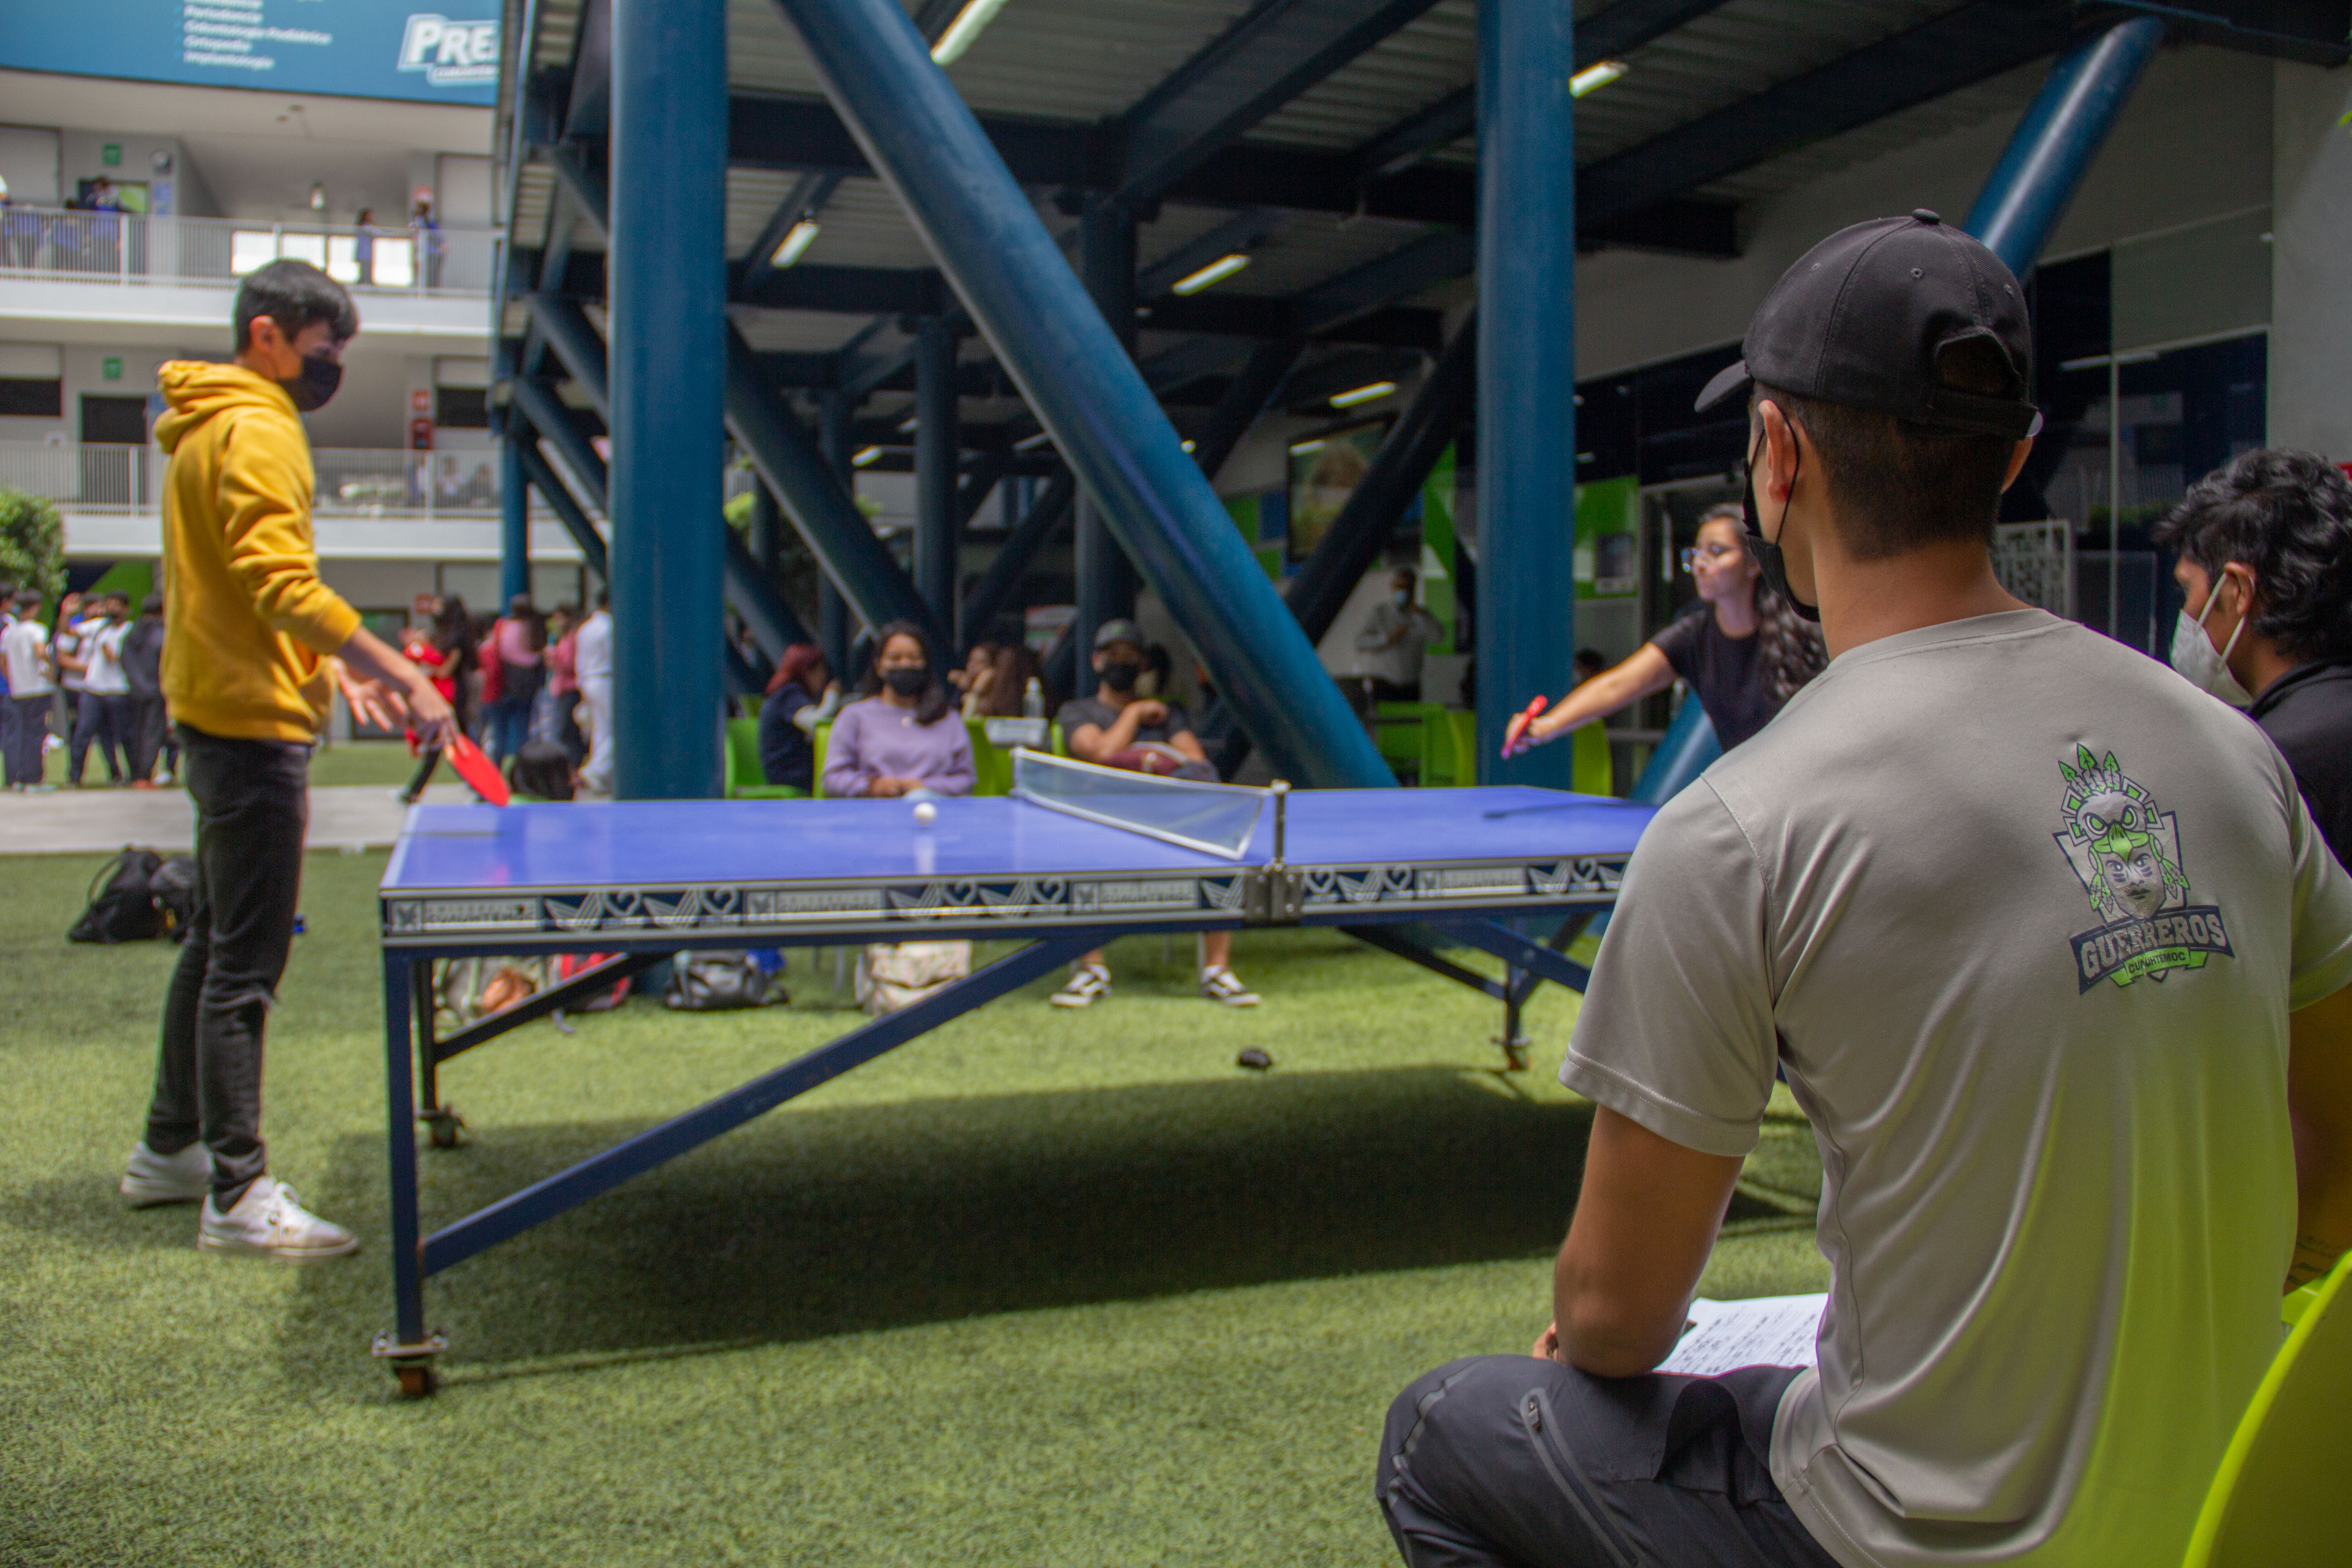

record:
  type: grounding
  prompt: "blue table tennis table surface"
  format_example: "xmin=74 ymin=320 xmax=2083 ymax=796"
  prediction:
xmin=384 ymin=787 xmax=1656 ymax=892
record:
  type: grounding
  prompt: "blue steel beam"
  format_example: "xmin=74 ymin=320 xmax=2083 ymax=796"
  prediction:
xmin=723 ymin=526 xmax=815 ymax=659
xmin=1963 ymin=16 xmax=2166 ymax=279
xmin=1115 ymin=0 xmax=1446 ymax=203
xmin=723 ymin=323 xmax=944 ymax=648
xmin=960 ymin=470 xmax=1075 ymax=649
xmin=420 ymin=935 xmax=1101 ymax=1276
xmin=499 ymin=435 xmax=530 ymax=604
xmin=1073 ymin=197 xmax=1139 ymax=666
xmin=768 ymin=0 xmax=1392 ymax=789
xmin=817 ymin=390 xmax=857 ymax=673
xmin=526 ymin=294 xmax=611 ymax=421
xmin=513 ymin=434 xmax=609 ymax=580
xmin=1189 ymin=336 xmax=1304 ymax=479
xmin=1476 ymin=0 xmax=1578 ymax=790
xmin=608 ymin=0 xmax=727 ymax=801
xmin=509 ymin=377 xmax=608 ymax=510
xmin=914 ymin=315 xmax=960 ymax=635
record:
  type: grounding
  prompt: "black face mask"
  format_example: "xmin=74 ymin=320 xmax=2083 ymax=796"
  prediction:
xmin=1743 ymin=426 xmax=1819 ymax=624
xmin=882 ymin=666 xmax=929 ymax=698
xmin=1099 ymin=659 xmax=1141 ymax=693
xmin=280 ymin=351 xmax=343 ymax=413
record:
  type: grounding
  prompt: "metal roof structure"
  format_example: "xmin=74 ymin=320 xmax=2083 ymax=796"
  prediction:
xmin=494 ymin=0 xmax=2339 ymax=467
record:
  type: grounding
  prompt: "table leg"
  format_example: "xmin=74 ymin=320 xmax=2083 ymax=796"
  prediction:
xmin=411 ymin=961 xmax=465 ymax=1147
xmin=372 ymin=953 xmax=446 ymax=1395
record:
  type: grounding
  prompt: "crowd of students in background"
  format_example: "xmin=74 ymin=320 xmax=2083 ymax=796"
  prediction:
xmin=0 ymin=587 xmax=176 ymax=792
xmin=395 ymin=589 xmax=608 ymax=804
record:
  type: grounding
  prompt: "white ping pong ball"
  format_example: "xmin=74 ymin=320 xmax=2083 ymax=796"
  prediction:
xmin=913 ymin=801 xmax=937 ymax=826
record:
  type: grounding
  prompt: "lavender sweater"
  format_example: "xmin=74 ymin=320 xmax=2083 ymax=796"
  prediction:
xmin=822 ymin=697 xmax=975 ymax=797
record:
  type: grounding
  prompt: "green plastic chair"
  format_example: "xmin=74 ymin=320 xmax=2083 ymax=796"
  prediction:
xmin=2180 ymin=1252 xmax=2352 ymax=1566
xmin=724 ymin=717 xmax=804 ymax=800
xmin=1419 ymin=709 xmax=1480 ymax=788
xmin=965 ymin=718 xmax=1014 ymax=797
xmin=1571 ymin=721 xmax=1612 ymax=796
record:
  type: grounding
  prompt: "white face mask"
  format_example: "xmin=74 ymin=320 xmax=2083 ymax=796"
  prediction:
xmin=2168 ymin=580 xmax=2253 ymax=707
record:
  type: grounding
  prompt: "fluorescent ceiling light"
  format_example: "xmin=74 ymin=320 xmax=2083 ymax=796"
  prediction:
xmin=931 ymin=0 xmax=1011 ymax=65
xmin=771 ymin=219 xmax=820 ymax=269
xmin=1570 ymin=60 xmax=1628 ymax=97
xmin=1014 ymin=430 xmax=1053 ymax=451
xmin=1180 ymin=439 xmax=1196 ymax=452
xmin=897 ymin=415 xmax=920 ymax=433
xmin=1289 ymin=438 xmax=1326 ymax=456
xmin=1169 ymin=253 xmax=1251 ymax=296
xmin=1328 ymin=381 xmax=1397 ymax=409
xmin=852 ymin=446 xmax=882 ymax=467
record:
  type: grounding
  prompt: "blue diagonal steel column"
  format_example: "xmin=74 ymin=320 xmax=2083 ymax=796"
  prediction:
xmin=1475 ymin=0 xmax=1577 ymax=789
xmin=1074 ymin=198 xmax=1140 ymax=668
xmin=609 ymin=0 xmax=727 ymax=799
xmin=1963 ymin=16 xmax=2166 ymax=278
xmin=767 ymin=0 xmax=1392 ymax=789
xmin=723 ymin=325 xmax=942 ymax=648
xmin=500 ymin=433 xmax=530 ymax=605
xmin=817 ymin=391 xmax=856 ymax=674
xmin=914 ymin=315 xmax=959 ymax=641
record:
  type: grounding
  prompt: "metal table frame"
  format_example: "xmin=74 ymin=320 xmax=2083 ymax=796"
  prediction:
xmin=372 ymin=808 xmax=1618 ymax=1394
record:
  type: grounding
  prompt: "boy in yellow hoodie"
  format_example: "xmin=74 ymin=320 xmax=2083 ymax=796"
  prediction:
xmin=119 ymin=260 xmax=455 ymax=1261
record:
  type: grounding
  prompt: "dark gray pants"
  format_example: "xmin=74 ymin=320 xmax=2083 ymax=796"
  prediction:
xmin=1378 ymin=1356 xmax=1839 ymax=1568
xmin=69 ymin=690 xmax=127 ymax=783
xmin=124 ymin=693 xmax=169 ymax=781
xmin=145 ymin=726 xmax=309 ymax=1204
xmin=3 ymin=694 xmax=48 ymax=785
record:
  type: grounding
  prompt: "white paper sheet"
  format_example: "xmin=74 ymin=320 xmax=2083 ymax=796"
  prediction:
xmin=1656 ymin=1293 xmax=1827 ymax=1377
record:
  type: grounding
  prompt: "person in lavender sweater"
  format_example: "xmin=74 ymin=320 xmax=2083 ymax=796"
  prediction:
xmin=821 ymin=621 xmax=975 ymax=799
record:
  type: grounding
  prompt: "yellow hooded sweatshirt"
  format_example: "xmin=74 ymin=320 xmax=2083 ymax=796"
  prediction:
xmin=154 ymin=362 xmax=361 ymax=743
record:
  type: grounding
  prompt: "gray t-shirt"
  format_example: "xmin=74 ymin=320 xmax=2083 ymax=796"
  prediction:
xmin=1562 ymin=610 xmax=2352 ymax=1568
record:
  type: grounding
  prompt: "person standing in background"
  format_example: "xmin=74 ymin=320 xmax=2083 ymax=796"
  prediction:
xmin=65 ymin=591 xmax=132 ymax=787
xmin=1352 ymin=567 xmax=1446 ymax=704
xmin=50 ymin=590 xmax=86 ymax=752
xmin=122 ymin=593 xmax=168 ymax=788
xmin=573 ymin=589 xmax=614 ymax=795
xmin=2156 ymin=448 xmax=2352 ymax=867
xmin=118 ymin=259 xmax=454 ymax=1260
xmin=539 ymin=602 xmax=582 ymax=759
xmin=481 ymin=594 xmax=545 ymax=763
xmin=1 ymin=589 xmax=54 ymax=790
xmin=352 ymin=209 xmax=376 ymax=286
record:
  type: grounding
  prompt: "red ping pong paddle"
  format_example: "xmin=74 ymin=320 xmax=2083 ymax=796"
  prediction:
xmin=445 ymin=732 xmax=511 ymax=806
xmin=1502 ymin=696 xmax=1548 ymax=759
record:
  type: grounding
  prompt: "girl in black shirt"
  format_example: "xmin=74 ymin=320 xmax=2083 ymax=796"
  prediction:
xmin=1506 ymin=504 xmax=1824 ymax=758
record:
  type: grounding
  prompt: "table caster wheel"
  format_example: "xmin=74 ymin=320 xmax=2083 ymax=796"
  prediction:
xmin=420 ymin=1105 xmax=466 ymax=1148
xmin=1498 ymin=1037 xmax=1530 ymax=1073
xmin=396 ymin=1363 xmax=437 ymax=1398
xmin=372 ymin=1329 xmax=448 ymax=1396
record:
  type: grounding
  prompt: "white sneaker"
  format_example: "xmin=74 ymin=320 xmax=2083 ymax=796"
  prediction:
xmin=197 ymin=1177 xmax=358 ymax=1262
xmin=1199 ymin=965 xmax=1260 ymax=1007
xmin=1050 ymin=963 xmax=1112 ymax=1008
xmin=120 ymin=1141 xmax=211 ymax=1207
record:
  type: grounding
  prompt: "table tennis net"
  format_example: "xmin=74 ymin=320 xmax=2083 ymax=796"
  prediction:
xmin=1010 ymin=750 xmax=1268 ymax=860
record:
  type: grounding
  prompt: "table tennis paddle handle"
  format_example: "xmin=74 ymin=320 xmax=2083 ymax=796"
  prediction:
xmin=1502 ymin=696 xmax=1547 ymax=758
xmin=445 ymin=732 xmax=511 ymax=807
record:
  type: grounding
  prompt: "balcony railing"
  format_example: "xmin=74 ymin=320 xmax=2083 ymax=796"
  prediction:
xmin=0 ymin=442 xmax=589 ymax=523
xmin=0 ymin=208 xmax=498 ymax=296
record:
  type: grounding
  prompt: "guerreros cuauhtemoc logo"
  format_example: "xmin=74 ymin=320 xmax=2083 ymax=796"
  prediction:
xmin=2053 ymin=743 xmax=2234 ymax=993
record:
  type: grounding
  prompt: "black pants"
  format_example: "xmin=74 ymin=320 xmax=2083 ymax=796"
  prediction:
xmin=3 ymin=693 xmax=48 ymax=785
xmin=69 ymin=691 xmax=127 ymax=784
xmin=124 ymin=693 xmax=169 ymax=781
xmin=402 ymin=746 xmax=442 ymax=802
xmin=145 ymin=725 xmax=309 ymax=1204
xmin=1378 ymin=1357 xmax=1838 ymax=1568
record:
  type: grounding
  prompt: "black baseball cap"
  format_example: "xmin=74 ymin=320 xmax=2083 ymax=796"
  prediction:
xmin=1695 ymin=210 xmax=2041 ymax=439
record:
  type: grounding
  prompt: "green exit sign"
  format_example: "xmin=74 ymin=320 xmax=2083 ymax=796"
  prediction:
xmin=102 ymin=357 xmax=122 ymax=381
xmin=102 ymin=143 xmax=122 ymax=167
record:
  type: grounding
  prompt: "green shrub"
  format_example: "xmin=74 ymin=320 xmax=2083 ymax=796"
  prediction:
xmin=0 ymin=485 xmax=65 ymax=602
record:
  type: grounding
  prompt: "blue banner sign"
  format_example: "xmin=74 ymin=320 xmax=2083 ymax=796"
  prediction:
xmin=0 ymin=2 xmax=500 ymax=107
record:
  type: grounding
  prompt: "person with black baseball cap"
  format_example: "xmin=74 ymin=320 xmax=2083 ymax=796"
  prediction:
xmin=1377 ymin=212 xmax=2352 ymax=1568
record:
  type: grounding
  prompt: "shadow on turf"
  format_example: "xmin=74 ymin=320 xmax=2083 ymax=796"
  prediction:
xmin=284 ymin=1067 xmax=1790 ymax=1388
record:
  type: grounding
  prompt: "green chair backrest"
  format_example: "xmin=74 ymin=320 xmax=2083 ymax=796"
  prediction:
xmin=965 ymin=717 xmax=1015 ymax=797
xmin=1419 ymin=709 xmax=1479 ymax=788
xmin=812 ymin=720 xmax=832 ymax=798
xmin=724 ymin=717 xmax=762 ymax=796
xmin=2181 ymin=1252 xmax=2352 ymax=1566
xmin=1572 ymin=721 xmax=1612 ymax=796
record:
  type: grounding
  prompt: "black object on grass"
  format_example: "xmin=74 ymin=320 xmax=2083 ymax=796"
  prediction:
xmin=1236 ymin=1047 xmax=1273 ymax=1072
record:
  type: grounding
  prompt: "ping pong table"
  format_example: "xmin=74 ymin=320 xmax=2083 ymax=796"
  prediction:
xmin=372 ymin=752 xmax=1655 ymax=1392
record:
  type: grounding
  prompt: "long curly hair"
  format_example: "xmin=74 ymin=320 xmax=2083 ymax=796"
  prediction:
xmin=1696 ymin=503 xmax=1826 ymax=705
xmin=2154 ymin=448 xmax=2352 ymax=665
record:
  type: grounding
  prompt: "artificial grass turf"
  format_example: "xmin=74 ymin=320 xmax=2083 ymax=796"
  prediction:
xmin=0 ymin=849 xmax=1828 ymax=1567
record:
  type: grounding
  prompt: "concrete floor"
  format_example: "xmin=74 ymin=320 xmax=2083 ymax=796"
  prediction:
xmin=0 ymin=784 xmax=473 ymax=855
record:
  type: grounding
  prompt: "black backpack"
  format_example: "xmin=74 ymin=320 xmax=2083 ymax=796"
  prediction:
xmin=69 ymin=849 xmax=166 ymax=944
xmin=68 ymin=848 xmax=197 ymax=945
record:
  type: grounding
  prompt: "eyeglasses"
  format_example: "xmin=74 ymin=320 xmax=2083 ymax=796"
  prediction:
xmin=1679 ymin=544 xmax=1744 ymax=572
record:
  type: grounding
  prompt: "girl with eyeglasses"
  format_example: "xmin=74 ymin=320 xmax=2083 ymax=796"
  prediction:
xmin=1504 ymin=503 xmax=1825 ymax=758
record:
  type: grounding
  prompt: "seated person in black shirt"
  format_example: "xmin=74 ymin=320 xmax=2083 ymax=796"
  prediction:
xmin=1506 ymin=503 xmax=1826 ymax=759
xmin=1051 ymin=618 xmax=1259 ymax=1010
xmin=757 ymin=643 xmax=840 ymax=793
xmin=2156 ymin=448 xmax=2352 ymax=866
